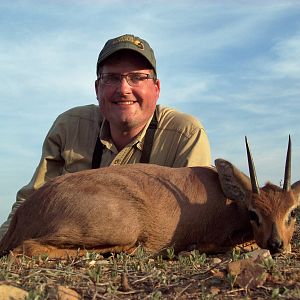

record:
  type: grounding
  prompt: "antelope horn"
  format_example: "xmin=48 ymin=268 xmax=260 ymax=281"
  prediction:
xmin=245 ymin=136 xmax=260 ymax=194
xmin=283 ymin=135 xmax=292 ymax=191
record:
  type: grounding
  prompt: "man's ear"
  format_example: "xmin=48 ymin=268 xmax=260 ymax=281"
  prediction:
xmin=215 ymin=159 xmax=252 ymax=205
xmin=95 ymin=79 xmax=100 ymax=104
xmin=154 ymin=78 xmax=160 ymax=98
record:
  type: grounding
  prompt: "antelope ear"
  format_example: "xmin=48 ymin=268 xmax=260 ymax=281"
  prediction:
xmin=291 ymin=180 xmax=300 ymax=204
xmin=215 ymin=158 xmax=252 ymax=204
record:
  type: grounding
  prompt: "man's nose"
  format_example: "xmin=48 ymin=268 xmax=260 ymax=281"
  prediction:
xmin=117 ymin=77 xmax=131 ymax=93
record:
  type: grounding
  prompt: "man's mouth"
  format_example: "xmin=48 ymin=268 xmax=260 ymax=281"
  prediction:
xmin=113 ymin=101 xmax=137 ymax=105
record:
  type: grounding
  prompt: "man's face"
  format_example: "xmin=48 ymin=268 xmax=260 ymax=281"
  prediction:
xmin=95 ymin=51 xmax=160 ymax=131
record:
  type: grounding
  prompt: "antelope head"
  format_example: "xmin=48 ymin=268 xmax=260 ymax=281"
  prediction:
xmin=216 ymin=136 xmax=300 ymax=254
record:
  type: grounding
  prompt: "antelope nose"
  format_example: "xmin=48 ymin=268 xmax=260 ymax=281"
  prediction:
xmin=267 ymin=238 xmax=283 ymax=253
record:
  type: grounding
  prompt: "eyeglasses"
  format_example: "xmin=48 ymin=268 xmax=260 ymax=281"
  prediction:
xmin=98 ymin=72 xmax=156 ymax=87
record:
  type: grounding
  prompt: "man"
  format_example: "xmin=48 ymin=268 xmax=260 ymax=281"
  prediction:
xmin=0 ymin=34 xmax=211 ymax=239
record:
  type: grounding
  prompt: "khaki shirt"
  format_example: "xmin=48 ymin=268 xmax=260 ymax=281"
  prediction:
xmin=0 ymin=104 xmax=211 ymax=239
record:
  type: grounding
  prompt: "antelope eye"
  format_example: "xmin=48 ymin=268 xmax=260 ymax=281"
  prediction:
xmin=248 ymin=210 xmax=260 ymax=226
xmin=287 ymin=208 xmax=298 ymax=226
xmin=290 ymin=210 xmax=296 ymax=219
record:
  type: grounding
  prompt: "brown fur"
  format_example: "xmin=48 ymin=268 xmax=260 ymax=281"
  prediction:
xmin=0 ymin=160 xmax=299 ymax=259
xmin=248 ymin=184 xmax=299 ymax=251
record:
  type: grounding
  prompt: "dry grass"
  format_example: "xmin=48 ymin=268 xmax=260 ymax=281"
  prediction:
xmin=1 ymin=225 xmax=300 ymax=299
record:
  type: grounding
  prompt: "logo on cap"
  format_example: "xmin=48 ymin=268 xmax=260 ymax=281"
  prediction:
xmin=112 ymin=35 xmax=144 ymax=50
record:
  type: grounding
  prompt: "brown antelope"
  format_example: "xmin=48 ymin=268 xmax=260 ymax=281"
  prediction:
xmin=0 ymin=137 xmax=299 ymax=259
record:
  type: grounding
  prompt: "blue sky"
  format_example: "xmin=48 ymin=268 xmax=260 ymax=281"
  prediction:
xmin=0 ymin=0 xmax=300 ymax=225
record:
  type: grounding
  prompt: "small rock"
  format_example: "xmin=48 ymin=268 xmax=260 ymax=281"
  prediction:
xmin=0 ymin=284 xmax=28 ymax=300
xmin=246 ymin=249 xmax=272 ymax=262
xmin=212 ymin=257 xmax=222 ymax=264
xmin=210 ymin=286 xmax=220 ymax=295
xmin=227 ymin=259 xmax=251 ymax=276
xmin=57 ymin=285 xmax=81 ymax=300
xmin=227 ymin=259 xmax=267 ymax=289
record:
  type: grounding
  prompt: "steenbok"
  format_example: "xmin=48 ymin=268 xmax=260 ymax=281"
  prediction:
xmin=0 ymin=137 xmax=299 ymax=258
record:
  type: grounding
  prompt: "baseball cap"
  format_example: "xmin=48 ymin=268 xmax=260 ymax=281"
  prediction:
xmin=96 ymin=34 xmax=156 ymax=75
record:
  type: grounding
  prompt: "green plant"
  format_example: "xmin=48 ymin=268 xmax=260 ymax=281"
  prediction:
xmin=189 ymin=250 xmax=206 ymax=266
xmin=150 ymin=290 xmax=162 ymax=300
xmin=261 ymin=257 xmax=276 ymax=273
xmin=166 ymin=247 xmax=175 ymax=260
xmin=226 ymin=273 xmax=237 ymax=289
xmin=231 ymin=248 xmax=242 ymax=261
xmin=87 ymin=265 xmax=103 ymax=283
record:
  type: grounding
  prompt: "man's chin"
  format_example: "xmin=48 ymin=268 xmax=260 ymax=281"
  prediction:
xmin=114 ymin=108 xmax=138 ymax=120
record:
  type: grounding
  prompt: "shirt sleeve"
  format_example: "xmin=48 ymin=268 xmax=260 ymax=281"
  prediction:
xmin=151 ymin=105 xmax=212 ymax=168
xmin=172 ymin=127 xmax=211 ymax=167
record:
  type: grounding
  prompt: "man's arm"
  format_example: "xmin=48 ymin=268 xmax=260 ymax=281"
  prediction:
xmin=0 ymin=119 xmax=65 ymax=240
xmin=0 ymin=105 xmax=101 ymax=240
